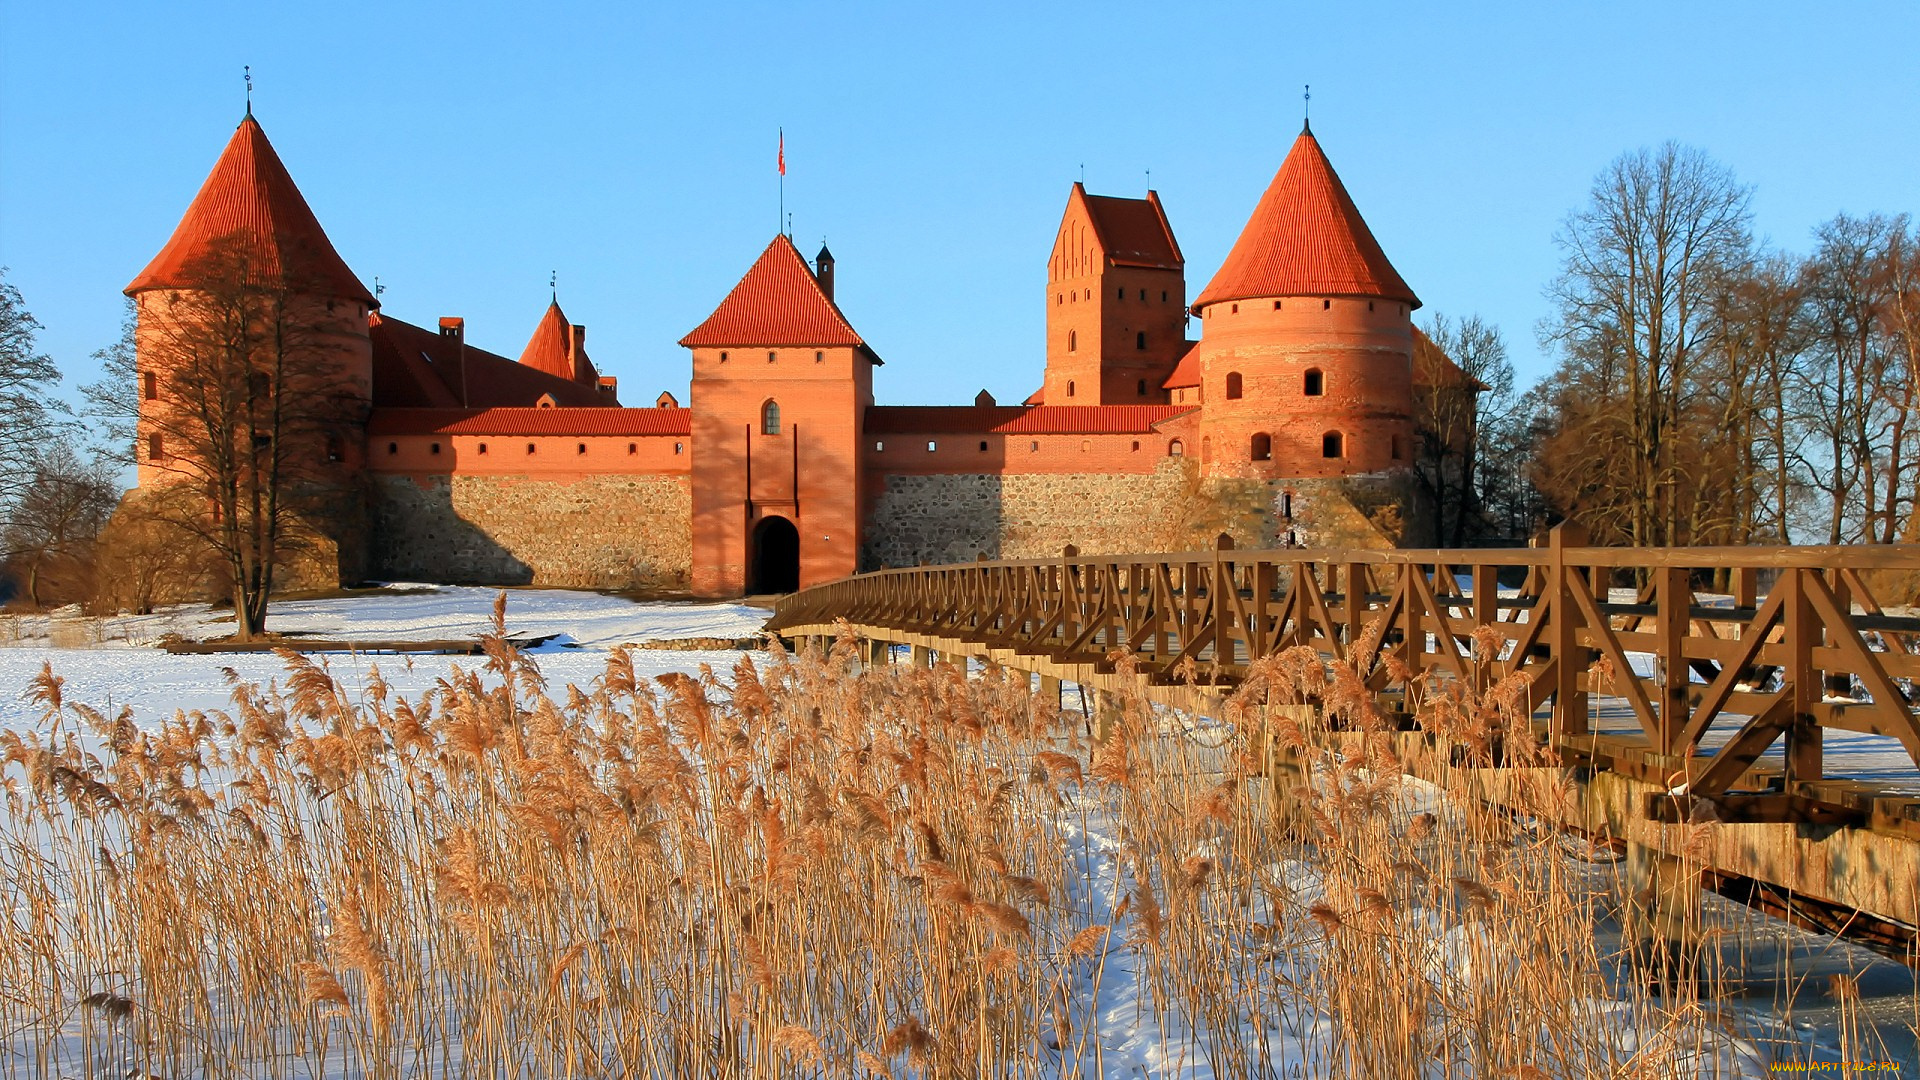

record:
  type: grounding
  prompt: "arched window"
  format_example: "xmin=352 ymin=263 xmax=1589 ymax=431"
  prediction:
xmin=1225 ymin=372 xmax=1243 ymax=400
xmin=1067 ymin=380 xmax=1076 ymax=397
xmin=1135 ymin=331 xmax=1146 ymax=350
xmin=1168 ymin=439 xmax=1184 ymax=457
xmin=1068 ymin=330 xmax=1077 ymax=353
xmin=1322 ymin=431 xmax=1343 ymax=459
xmin=1251 ymin=433 xmax=1272 ymax=461
xmin=761 ymin=400 xmax=781 ymax=435
xmin=1136 ymin=378 xmax=1147 ymax=396
xmin=1304 ymin=369 xmax=1324 ymax=396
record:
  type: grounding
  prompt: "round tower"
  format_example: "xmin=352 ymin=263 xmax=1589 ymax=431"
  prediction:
xmin=125 ymin=112 xmax=378 ymax=583
xmin=1187 ymin=124 xmax=1419 ymax=480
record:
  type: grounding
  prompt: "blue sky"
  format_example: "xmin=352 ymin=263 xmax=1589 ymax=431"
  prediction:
xmin=4 ymin=1 xmax=1917 ymax=411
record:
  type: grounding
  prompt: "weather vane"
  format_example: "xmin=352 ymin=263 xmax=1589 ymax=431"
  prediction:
xmin=550 ymin=269 xmax=557 ymax=300
xmin=244 ymin=65 xmax=253 ymax=115
xmin=1304 ymin=84 xmax=1311 ymax=123
xmin=374 ymin=275 xmax=384 ymax=297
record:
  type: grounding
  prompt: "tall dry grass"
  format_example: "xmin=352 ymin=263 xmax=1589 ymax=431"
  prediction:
xmin=0 ymin=599 xmax=1904 ymax=1077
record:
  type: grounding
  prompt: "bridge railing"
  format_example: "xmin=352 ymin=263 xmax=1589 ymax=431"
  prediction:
xmin=769 ymin=528 xmax=1920 ymax=829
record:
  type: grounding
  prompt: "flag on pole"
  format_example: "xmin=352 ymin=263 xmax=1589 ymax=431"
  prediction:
xmin=778 ymin=129 xmax=785 ymax=176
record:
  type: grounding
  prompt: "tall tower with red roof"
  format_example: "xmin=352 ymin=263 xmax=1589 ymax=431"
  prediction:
xmin=1185 ymin=124 xmax=1419 ymax=480
xmin=1040 ymin=185 xmax=1190 ymax=405
xmin=125 ymin=111 xmax=379 ymax=577
xmin=680 ymin=236 xmax=878 ymax=596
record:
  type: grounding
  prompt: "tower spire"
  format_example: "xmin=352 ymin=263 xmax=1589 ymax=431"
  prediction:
xmin=1303 ymin=83 xmax=1310 ymax=133
xmin=550 ymin=269 xmax=557 ymax=303
xmin=244 ymin=65 xmax=253 ymax=117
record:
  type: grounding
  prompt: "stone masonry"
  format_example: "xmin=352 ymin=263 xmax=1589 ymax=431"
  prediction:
xmin=371 ymin=474 xmax=691 ymax=589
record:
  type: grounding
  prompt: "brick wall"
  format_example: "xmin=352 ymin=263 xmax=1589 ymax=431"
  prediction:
xmin=370 ymin=473 xmax=692 ymax=589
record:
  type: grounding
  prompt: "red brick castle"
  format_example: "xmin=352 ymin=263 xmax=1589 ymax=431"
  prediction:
xmin=127 ymin=114 xmax=1456 ymax=597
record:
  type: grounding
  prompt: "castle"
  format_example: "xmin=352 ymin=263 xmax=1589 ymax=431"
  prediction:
xmin=127 ymin=112 xmax=1464 ymax=598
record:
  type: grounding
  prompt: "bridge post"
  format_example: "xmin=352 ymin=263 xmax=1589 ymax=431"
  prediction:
xmin=1624 ymin=839 xmax=1703 ymax=985
xmin=1038 ymin=674 xmax=1061 ymax=708
xmin=1549 ymin=523 xmax=1591 ymax=736
xmin=911 ymin=644 xmax=933 ymax=669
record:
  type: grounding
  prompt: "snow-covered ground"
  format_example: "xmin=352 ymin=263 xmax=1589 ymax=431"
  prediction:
xmin=0 ymin=585 xmax=768 ymax=730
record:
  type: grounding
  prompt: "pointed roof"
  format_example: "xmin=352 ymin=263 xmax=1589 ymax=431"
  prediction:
xmin=679 ymin=235 xmax=873 ymax=355
xmin=127 ymin=114 xmax=374 ymax=303
xmin=368 ymin=312 xmax=611 ymax=409
xmin=1193 ymin=127 xmax=1418 ymax=312
xmin=1073 ymin=185 xmax=1183 ymax=270
xmin=518 ymin=299 xmax=598 ymax=383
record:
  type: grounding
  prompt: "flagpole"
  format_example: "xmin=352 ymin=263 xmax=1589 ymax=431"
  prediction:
xmin=778 ymin=127 xmax=785 ymax=237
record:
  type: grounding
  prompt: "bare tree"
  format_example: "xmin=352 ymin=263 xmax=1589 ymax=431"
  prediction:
xmin=1 ymin=445 xmax=117 ymax=607
xmin=1544 ymin=143 xmax=1754 ymax=548
xmin=135 ymin=236 xmax=367 ymax=640
xmin=79 ymin=298 xmax=139 ymax=464
xmin=1 ymin=269 xmax=63 ymax=520
xmin=1412 ymin=314 xmax=1511 ymax=545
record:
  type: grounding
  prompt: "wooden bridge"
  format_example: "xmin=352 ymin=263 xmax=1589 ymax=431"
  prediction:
xmin=768 ymin=528 xmax=1920 ymax=934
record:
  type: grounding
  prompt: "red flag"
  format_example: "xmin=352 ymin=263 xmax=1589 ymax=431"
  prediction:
xmin=778 ymin=129 xmax=785 ymax=176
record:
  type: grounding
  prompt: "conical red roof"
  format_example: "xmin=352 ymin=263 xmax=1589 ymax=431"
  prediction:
xmin=679 ymin=235 xmax=866 ymax=348
xmin=1193 ymin=128 xmax=1418 ymax=312
xmin=126 ymin=114 xmax=374 ymax=303
xmin=519 ymin=299 xmax=590 ymax=381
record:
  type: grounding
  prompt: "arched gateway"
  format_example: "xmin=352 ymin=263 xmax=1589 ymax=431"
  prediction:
xmin=748 ymin=516 xmax=800 ymax=594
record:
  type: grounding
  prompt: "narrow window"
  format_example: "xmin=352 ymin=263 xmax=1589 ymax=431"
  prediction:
xmin=979 ymin=440 xmax=989 ymax=452
xmin=720 ymin=351 xmax=729 ymax=362
xmin=1231 ymin=303 xmax=1239 ymax=314
xmin=1139 ymin=289 xmax=1146 ymax=301
xmin=1251 ymin=433 xmax=1272 ymax=461
xmin=1117 ymin=287 xmax=1124 ymax=300
xmin=325 ymin=435 xmax=344 ymax=463
xmin=1160 ymin=290 xmax=1168 ymax=302
xmin=1080 ymin=440 xmax=1091 ymax=452
xmin=148 ymin=433 xmax=165 ymax=460
xmin=875 ymin=440 xmax=884 ymax=451
xmin=528 ymin=442 xmax=537 ymax=454
xmin=761 ymin=400 xmax=781 ymax=435
xmin=1056 ymin=293 xmax=1063 ymax=305
xmin=628 ymin=442 xmax=638 ymax=455
xmin=1030 ymin=441 xmax=1039 ymax=452
xmin=1225 ymin=372 xmax=1243 ymax=400
xmin=1168 ymin=439 xmax=1183 ymax=457
xmin=768 ymin=350 xmax=777 ymax=363
xmin=1322 ymin=432 xmax=1343 ymax=459
xmin=430 ymin=442 xmax=441 ymax=455
xmin=674 ymin=442 xmax=684 ymax=454
xmin=1067 ymin=380 xmax=1076 ymax=397
xmin=815 ymin=350 xmax=824 ymax=362
xmin=1131 ymin=440 xmax=1140 ymax=451
xmin=1136 ymin=378 xmax=1147 ymax=396
xmin=1201 ymin=436 xmax=1212 ymax=463
xmin=1135 ymin=331 xmax=1146 ymax=350
xmin=1368 ymin=301 xmax=1375 ymax=312
xmin=577 ymin=443 xmax=587 ymax=455
xmin=1068 ymin=330 xmax=1077 ymax=353
xmin=1322 ymin=299 xmax=1331 ymax=310
xmin=1391 ymin=434 xmax=1403 ymax=460
xmin=1304 ymin=369 xmax=1324 ymax=396
xmin=387 ymin=442 xmax=398 ymax=455
xmin=142 ymin=371 xmax=157 ymax=400
xmin=1273 ymin=300 xmax=1282 ymax=310
xmin=927 ymin=440 xmax=937 ymax=452
xmin=1282 ymin=492 xmax=1293 ymax=519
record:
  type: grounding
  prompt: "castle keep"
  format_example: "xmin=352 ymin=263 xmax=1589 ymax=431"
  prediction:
xmin=127 ymin=114 xmax=1462 ymax=597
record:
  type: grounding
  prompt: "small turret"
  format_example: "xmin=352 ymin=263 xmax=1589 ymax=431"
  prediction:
xmin=814 ymin=243 xmax=836 ymax=301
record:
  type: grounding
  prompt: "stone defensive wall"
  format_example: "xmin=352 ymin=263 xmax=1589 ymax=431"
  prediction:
xmin=366 ymin=407 xmax=694 ymax=590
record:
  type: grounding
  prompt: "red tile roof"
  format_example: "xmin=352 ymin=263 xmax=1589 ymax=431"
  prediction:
xmin=867 ymin=404 xmax=1193 ymax=436
xmin=368 ymin=407 xmax=690 ymax=437
xmin=126 ymin=115 xmax=374 ymax=304
xmin=1022 ymin=386 xmax=1045 ymax=406
xmin=1193 ymin=127 xmax=1418 ymax=312
xmin=1160 ymin=340 xmax=1203 ymax=390
xmin=519 ymin=300 xmax=574 ymax=380
xmin=369 ymin=313 xmax=613 ymax=409
xmin=680 ymin=235 xmax=872 ymax=352
xmin=1080 ymin=187 xmax=1183 ymax=270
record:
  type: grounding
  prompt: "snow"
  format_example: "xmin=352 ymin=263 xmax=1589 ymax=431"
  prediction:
xmin=0 ymin=585 xmax=767 ymax=730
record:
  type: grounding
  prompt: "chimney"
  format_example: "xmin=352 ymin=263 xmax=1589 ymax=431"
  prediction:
xmin=438 ymin=316 xmax=464 ymax=342
xmin=814 ymin=243 xmax=835 ymax=301
xmin=439 ymin=317 xmax=468 ymax=406
xmin=568 ymin=324 xmax=587 ymax=382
